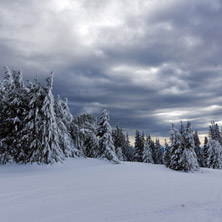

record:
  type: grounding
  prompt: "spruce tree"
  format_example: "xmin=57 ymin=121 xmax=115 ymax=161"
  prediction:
xmin=142 ymin=135 xmax=154 ymax=163
xmin=124 ymin=133 xmax=134 ymax=161
xmin=181 ymin=122 xmax=199 ymax=172
xmin=163 ymin=140 xmax=171 ymax=168
xmin=193 ymin=130 xmax=203 ymax=167
xmin=71 ymin=113 xmax=98 ymax=157
xmin=97 ymin=109 xmax=119 ymax=163
xmin=0 ymin=67 xmax=15 ymax=163
xmin=134 ymin=130 xmax=144 ymax=162
xmin=0 ymin=68 xmax=27 ymax=163
xmin=21 ymin=77 xmax=43 ymax=163
xmin=112 ymin=125 xmax=126 ymax=161
xmin=28 ymin=74 xmax=64 ymax=164
xmin=202 ymin=136 xmax=209 ymax=167
xmin=54 ymin=96 xmax=78 ymax=158
xmin=206 ymin=139 xmax=222 ymax=169
xmin=154 ymin=138 xmax=163 ymax=164
xmin=169 ymin=123 xmax=183 ymax=171
xmin=209 ymin=122 xmax=221 ymax=144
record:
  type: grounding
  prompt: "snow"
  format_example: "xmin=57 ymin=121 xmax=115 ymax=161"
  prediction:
xmin=1 ymin=159 xmax=222 ymax=222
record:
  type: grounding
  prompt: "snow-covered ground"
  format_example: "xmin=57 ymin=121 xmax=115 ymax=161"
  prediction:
xmin=1 ymin=158 xmax=222 ymax=222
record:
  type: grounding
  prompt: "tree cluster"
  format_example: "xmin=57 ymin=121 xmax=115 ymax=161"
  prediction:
xmin=0 ymin=68 xmax=130 ymax=164
xmin=133 ymin=132 xmax=163 ymax=164
xmin=164 ymin=121 xmax=222 ymax=172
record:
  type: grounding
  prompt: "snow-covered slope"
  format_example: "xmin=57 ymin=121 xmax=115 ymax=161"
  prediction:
xmin=1 ymin=159 xmax=222 ymax=222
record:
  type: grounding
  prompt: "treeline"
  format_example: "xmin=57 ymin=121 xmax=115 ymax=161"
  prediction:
xmin=128 ymin=121 xmax=222 ymax=172
xmin=166 ymin=121 xmax=222 ymax=171
xmin=0 ymin=68 xmax=131 ymax=164
xmin=0 ymin=68 xmax=221 ymax=172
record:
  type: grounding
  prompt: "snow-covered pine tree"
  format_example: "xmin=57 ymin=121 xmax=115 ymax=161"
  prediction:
xmin=71 ymin=113 xmax=98 ymax=157
xmin=154 ymin=138 xmax=163 ymax=164
xmin=202 ymin=136 xmax=209 ymax=167
xmin=124 ymin=133 xmax=134 ymax=161
xmin=163 ymin=140 xmax=171 ymax=168
xmin=145 ymin=135 xmax=155 ymax=163
xmin=142 ymin=135 xmax=154 ymax=163
xmin=54 ymin=96 xmax=79 ymax=158
xmin=134 ymin=130 xmax=144 ymax=162
xmin=0 ymin=67 xmax=14 ymax=163
xmin=20 ymin=77 xmax=43 ymax=163
xmin=209 ymin=121 xmax=221 ymax=144
xmin=206 ymin=139 xmax=222 ymax=169
xmin=83 ymin=115 xmax=99 ymax=158
xmin=193 ymin=130 xmax=203 ymax=167
xmin=28 ymin=73 xmax=64 ymax=164
xmin=112 ymin=125 xmax=127 ymax=161
xmin=97 ymin=109 xmax=119 ymax=163
xmin=11 ymin=70 xmax=30 ymax=163
xmin=0 ymin=68 xmax=27 ymax=163
xmin=84 ymin=133 xmax=99 ymax=158
xmin=181 ymin=121 xmax=199 ymax=172
xmin=169 ymin=123 xmax=183 ymax=171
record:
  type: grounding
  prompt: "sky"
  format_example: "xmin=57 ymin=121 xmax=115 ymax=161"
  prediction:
xmin=0 ymin=0 xmax=221 ymax=144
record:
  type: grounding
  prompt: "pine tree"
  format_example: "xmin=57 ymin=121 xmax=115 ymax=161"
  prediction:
xmin=0 ymin=68 xmax=27 ymax=163
xmin=54 ymin=96 xmax=79 ymax=158
xmin=21 ymin=77 xmax=43 ymax=163
xmin=28 ymin=74 xmax=64 ymax=164
xmin=71 ymin=113 xmax=98 ymax=157
xmin=146 ymin=136 xmax=155 ymax=163
xmin=202 ymin=136 xmax=209 ymax=167
xmin=163 ymin=140 xmax=171 ymax=167
xmin=193 ymin=130 xmax=203 ymax=167
xmin=181 ymin=122 xmax=199 ymax=172
xmin=142 ymin=135 xmax=154 ymax=163
xmin=124 ymin=133 xmax=134 ymax=161
xmin=97 ymin=109 xmax=119 ymax=163
xmin=112 ymin=125 xmax=126 ymax=161
xmin=83 ymin=115 xmax=99 ymax=158
xmin=154 ymin=138 xmax=163 ymax=164
xmin=169 ymin=123 xmax=183 ymax=171
xmin=209 ymin=121 xmax=221 ymax=144
xmin=206 ymin=139 xmax=222 ymax=169
xmin=0 ymin=67 xmax=14 ymax=163
xmin=134 ymin=130 xmax=144 ymax=162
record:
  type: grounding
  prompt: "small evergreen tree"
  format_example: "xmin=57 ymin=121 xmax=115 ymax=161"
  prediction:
xmin=71 ymin=113 xmax=98 ymax=157
xmin=206 ymin=139 xmax=222 ymax=169
xmin=169 ymin=123 xmax=184 ymax=171
xmin=134 ymin=130 xmax=144 ymax=162
xmin=97 ymin=109 xmax=119 ymax=163
xmin=124 ymin=133 xmax=134 ymax=161
xmin=54 ymin=96 xmax=78 ymax=158
xmin=142 ymin=135 xmax=154 ymax=163
xmin=193 ymin=130 xmax=203 ymax=167
xmin=163 ymin=140 xmax=171 ymax=168
xmin=112 ymin=125 xmax=126 ymax=161
xmin=202 ymin=136 xmax=209 ymax=167
xmin=154 ymin=138 xmax=163 ymax=164
xmin=181 ymin=122 xmax=199 ymax=172
xmin=209 ymin=121 xmax=221 ymax=143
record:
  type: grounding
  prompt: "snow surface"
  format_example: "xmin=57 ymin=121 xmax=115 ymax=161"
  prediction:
xmin=1 ymin=158 xmax=222 ymax=222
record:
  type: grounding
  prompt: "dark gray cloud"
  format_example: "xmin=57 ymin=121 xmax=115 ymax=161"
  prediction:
xmin=0 ymin=0 xmax=221 ymax=144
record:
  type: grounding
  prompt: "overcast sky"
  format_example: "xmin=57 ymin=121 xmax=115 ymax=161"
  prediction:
xmin=0 ymin=0 xmax=221 ymax=143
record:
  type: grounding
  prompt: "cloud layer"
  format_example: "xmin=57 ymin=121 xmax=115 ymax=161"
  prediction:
xmin=0 ymin=0 xmax=221 ymax=142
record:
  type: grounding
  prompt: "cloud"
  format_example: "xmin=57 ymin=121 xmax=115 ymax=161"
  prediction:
xmin=0 ymin=0 xmax=221 ymax=143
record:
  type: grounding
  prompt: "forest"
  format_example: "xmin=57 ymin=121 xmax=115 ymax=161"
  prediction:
xmin=0 ymin=68 xmax=221 ymax=172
